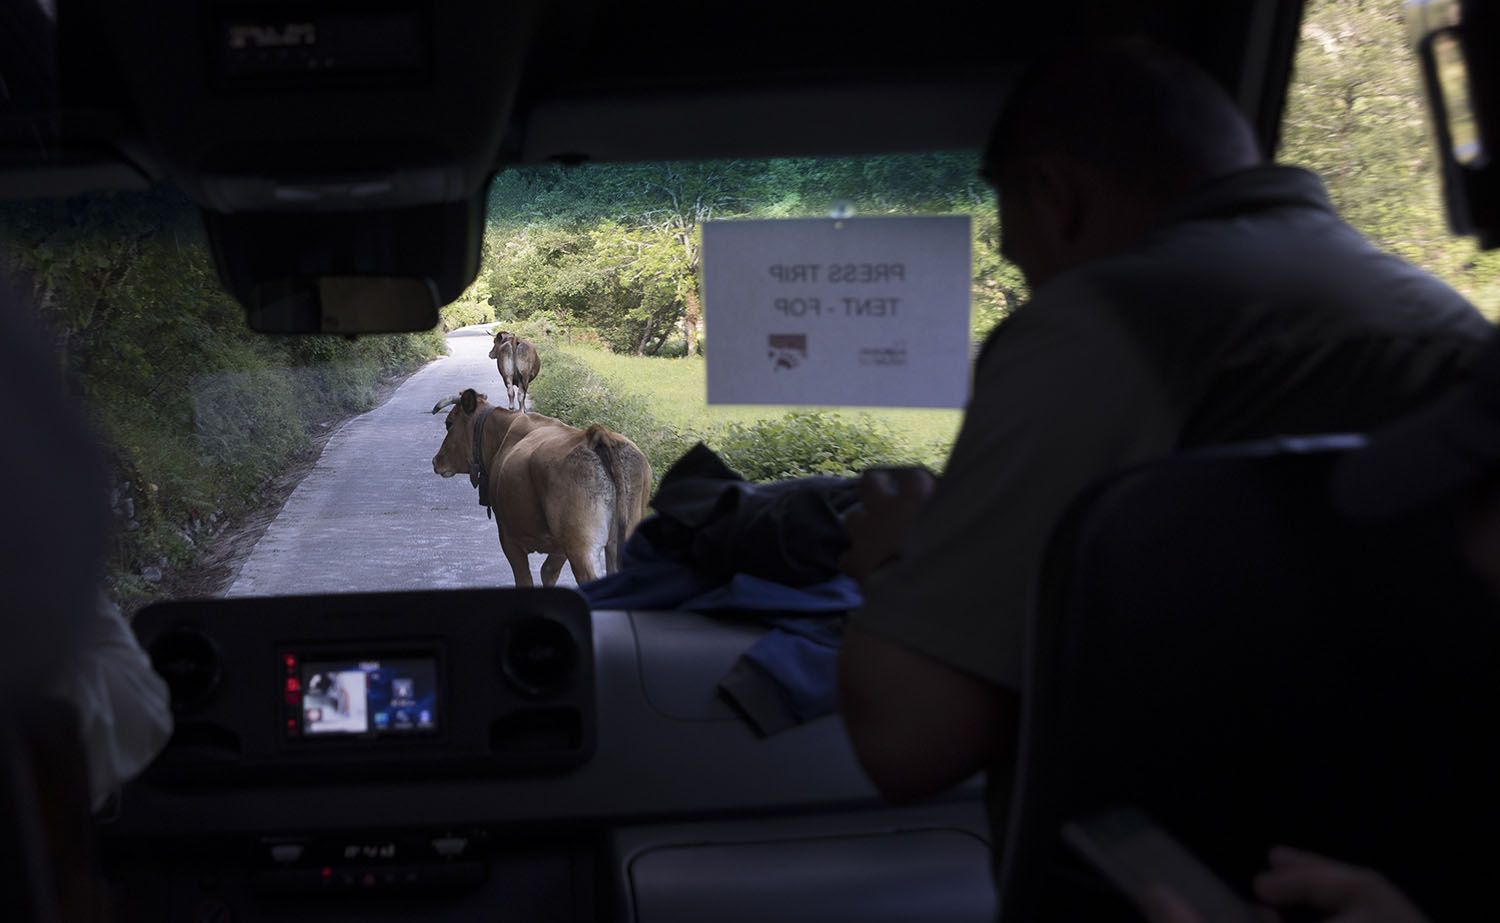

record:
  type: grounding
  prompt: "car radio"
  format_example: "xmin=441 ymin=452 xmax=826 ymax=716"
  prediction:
xmin=135 ymin=588 xmax=594 ymax=782
xmin=284 ymin=648 xmax=442 ymax=739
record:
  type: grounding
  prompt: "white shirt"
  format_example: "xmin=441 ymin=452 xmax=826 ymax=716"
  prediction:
xmin=49 ymin=596 xmax=173 ymax=810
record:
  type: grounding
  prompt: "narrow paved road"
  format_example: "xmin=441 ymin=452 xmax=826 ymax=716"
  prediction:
xmin=226 ymin=327 xmax=579 ymax=597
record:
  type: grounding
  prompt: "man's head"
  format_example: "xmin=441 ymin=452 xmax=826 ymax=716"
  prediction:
xmin=982 ymin=39 xmax=1262 ymax=286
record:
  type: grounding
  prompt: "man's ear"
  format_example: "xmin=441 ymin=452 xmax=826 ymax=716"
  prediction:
xmin=1025 ymin=157 xmax=1083 ymax=244
xmin=460 ymin=389 xmax=478 ymax=414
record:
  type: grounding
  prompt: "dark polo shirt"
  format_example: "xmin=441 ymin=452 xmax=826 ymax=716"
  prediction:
xmin=858 ymin=164 xmax=1488 ymax=689
xmin=852 ymin=164 xmax=1490 ymax=878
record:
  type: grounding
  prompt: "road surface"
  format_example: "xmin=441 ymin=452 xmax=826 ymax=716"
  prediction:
xmin=226 ymin=327 xmax=580 ymax=597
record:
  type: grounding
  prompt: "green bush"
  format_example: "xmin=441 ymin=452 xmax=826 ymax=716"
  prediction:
xmin=497 ymin=309 xmax=605 ymax=348
xmin=0 ymin=190 xmax=447 ymax=607
xmin=439 ymin=299 xmax=496 ymax=332
xmin=711 ymin=412 xmax=907 ymax=481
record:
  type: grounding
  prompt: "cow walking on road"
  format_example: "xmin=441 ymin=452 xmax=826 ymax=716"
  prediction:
xmin=489 ymin=331 xmax=542 ymax=412
xmin=430 ymin=388 xmax=652 ymax=586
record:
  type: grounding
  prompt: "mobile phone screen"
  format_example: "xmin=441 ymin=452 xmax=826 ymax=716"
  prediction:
xmin=1062 ymin=806 xmax=1261 ymax=923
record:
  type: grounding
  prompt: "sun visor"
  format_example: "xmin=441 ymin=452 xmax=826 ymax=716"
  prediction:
xmin=203 ymin=198 xmax=481 ymax=334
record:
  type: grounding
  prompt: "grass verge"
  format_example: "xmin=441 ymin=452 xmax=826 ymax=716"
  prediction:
xmin=528 ymin=339 xmax=957 ymax=483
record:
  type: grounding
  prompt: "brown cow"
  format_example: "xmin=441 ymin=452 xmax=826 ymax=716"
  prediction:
xmin=430 ymin=388 xmax=651 ymax=586
xmin=489 ymin=331 xmax=542 ymax=412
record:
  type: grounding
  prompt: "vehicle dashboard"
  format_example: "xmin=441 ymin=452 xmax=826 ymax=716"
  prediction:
xmin=107 ymin=590 xmax=994 ymax=921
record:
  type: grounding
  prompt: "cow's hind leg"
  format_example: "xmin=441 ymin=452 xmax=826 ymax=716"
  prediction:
xmin=540 ymin=553 xmax=567 ymax=587
xmin=498 ymin=527 xmax=534 ymax=587
xmin=565 ymin=541 xmax=601 ymax=585
xmin=603 ymin=530 xmax=620 ymax=576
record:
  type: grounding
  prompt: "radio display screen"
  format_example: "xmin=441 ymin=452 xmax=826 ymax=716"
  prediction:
xmin=297 ymin=657 xmax=439 ymax=737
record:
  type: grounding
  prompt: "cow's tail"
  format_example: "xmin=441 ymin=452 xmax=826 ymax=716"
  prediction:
xmin=586 ymin=425 xmax=631 ymax=575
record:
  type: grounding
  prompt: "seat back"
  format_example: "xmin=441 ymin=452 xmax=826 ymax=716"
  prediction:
xmin=997 ymin=441 xmax=1500 ymax=922
xmin=0 ymin=700 xmax=105 ymax=923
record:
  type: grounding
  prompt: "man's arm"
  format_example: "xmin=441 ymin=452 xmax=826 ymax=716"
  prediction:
xmin=49 ymin=594 xmax=173 ymax=809
xmin=839 ymin=625 xmax=1018 ymax=802
xmin=838 ymin=276 xmax=1175 ymax=801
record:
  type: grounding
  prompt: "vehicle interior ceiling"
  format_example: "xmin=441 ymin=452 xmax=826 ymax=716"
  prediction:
xmin=0 ymin=0 xmax=1330 ymax=921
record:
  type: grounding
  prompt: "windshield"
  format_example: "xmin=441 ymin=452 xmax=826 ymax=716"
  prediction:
xmin=1 ymin=0 xmax=1496 ymax=614
xmin=0 ymin=152 xmax=995 ymax=608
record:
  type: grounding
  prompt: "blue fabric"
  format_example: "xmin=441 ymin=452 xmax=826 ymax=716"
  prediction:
xmin=583 ymin=528 xmax=862 ymax=613
xmin=579 ymin=558 xmax=719 ymax=610
xmin=580 ymin=524 xmax=859 ymax=730
xmin=674 ymin=573 xmax=860 ymax=614
xmin=742 ymin=617 xmax=844 ymax=722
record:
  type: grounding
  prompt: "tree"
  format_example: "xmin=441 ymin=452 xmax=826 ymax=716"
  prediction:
xmin=485 ymin=159 xmax=782 ymax=354
xmin=1282 ymin=0 xmax=1500 ymax=316
xmin=474 ymin=152 xmax=1023 ymax=351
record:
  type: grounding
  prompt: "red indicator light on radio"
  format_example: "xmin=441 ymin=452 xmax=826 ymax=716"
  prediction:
xmin=285 ymin=677 xmax=300 ymax=693
xmin=321 ymin=866 xmax=332 ymax=879
xmin=285 ymin=691 xmax=300 ymax=705
xmin=283 ymin=654 xmax=297 ymax=672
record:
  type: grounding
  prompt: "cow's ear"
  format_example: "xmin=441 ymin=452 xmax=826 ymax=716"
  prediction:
xmin=460 ymin=389 xmax=478 ymax=414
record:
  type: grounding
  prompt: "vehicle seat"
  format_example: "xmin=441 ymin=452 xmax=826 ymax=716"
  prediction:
xmin=995 ymin=438 xmax=1500 ymax=922
xmin=0 ymin=699 xmax=106 ymax=923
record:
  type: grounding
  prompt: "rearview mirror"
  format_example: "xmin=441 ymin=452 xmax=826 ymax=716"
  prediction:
xmin=248 ymin=276 xmax=439 ymax=334
xmin=202 ymin=197 xmax=483 ymax=334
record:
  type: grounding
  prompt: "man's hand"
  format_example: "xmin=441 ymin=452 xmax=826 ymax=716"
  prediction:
xmin=1252 ymin=848 xmax=1432 ymax=923
xmin=1137 ymin=886 xmax=1217 ymax=923
xmin=839 ymin=466 xmax=937 ymax=584
xmin=1136 ymin=848 xmax=1432 ymax=923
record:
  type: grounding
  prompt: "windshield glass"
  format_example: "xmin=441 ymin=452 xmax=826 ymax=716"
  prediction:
xmin=1 ymin=0 xmax=1496 ymax=615
xmin=0 ymin=152 xmax=998 ymax=609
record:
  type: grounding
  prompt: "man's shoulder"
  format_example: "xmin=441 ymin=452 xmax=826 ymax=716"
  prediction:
xmin=1067 ymin=209 xmax=1483 ymax=339
xmin=981 ymin=213 xmax=1488 ymax=390
xmin=974 ymin=272 xmax=1119 ymax=371
xmin=975 ymin=246 xmax=1210 ymax=368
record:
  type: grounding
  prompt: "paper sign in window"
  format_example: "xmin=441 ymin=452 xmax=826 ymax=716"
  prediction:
xmin=702 ymin=216 xmax=971 ymax=408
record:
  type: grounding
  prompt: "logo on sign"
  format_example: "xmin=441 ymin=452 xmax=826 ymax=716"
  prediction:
xmin=768 ymin=334 xmax=807 ymax=371
xmin=859 ymin=343 xmax=909 ymax=368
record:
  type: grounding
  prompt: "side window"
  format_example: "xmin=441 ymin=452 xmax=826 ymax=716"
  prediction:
xmin=1283 ymin=0 xmax=1500 ymax=317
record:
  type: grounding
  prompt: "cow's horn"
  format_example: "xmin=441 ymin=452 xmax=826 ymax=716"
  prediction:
xmin=430 ymin=394 xmax=461 ymax=414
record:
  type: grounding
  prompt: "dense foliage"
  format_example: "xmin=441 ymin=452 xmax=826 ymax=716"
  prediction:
xmin=714 ymin=413 xmax=907 ymax=481
xmin=0 ymin=191 xmax=444 ymax=603
xmin=475 ymin=154 xmax=1022 ymax=355
xmin=1283 ymin=0 xmax=1500 ymax=313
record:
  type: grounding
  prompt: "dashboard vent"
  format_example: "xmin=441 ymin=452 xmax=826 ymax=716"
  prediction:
xmin=149 ymin=628 xmax=222 ymax=711
xmin=501 ymin=617 xmax=578 ymax=696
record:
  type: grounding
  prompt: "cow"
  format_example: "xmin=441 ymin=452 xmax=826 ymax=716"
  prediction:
xmin=430 ymin=388 xmax=652 ymax=586
xmin=489 ymin=330 xmax=542 ymax=412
